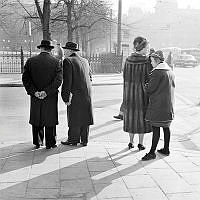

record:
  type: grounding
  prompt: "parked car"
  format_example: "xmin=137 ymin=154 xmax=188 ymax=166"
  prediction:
xmin=174 ymin=54 xmax=198 ymax=68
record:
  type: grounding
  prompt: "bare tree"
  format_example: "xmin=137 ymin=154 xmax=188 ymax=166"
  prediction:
xmin=14 ymin=0 xmax=112 ymax=48
xmin=34 ymin=0 xmax=51 ymax=40
xmin=0 ymin=0 xmax=13 ymax=28
xmin=50 ymin=0 xmax=112 ymax=54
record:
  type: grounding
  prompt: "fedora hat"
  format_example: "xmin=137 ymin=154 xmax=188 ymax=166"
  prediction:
xmin=62 ymin=42 xmax=80 ymax=51
xmin=37 ymin=40 xmax=54 ymax=49
xmin=150 ymin=50 xmax=165 ymax=61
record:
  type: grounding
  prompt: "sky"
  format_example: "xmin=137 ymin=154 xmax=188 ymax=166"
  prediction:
xmin=110 ymin=0 xmax=200 ymax=14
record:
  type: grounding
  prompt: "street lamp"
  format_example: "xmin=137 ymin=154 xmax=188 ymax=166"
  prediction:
xmin=28 ymin=21 xmax=32 ymax=57
xmin=117 ymin=0 xmax=122 ymax=55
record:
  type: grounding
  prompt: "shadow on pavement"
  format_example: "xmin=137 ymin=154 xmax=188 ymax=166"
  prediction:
xmin=93 ymin=99 xmax=122 ymax=108
xmin=89 ymin=126 xmax=122 ymax=140
xmin=0 ymin=142 xmax=161 ymax=199
xmin=0 ymin=142 xmax=82 ymax=174
xmin=90 ymin=120 xmax=121 ymax=132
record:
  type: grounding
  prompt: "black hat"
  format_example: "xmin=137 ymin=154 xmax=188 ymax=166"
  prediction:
xmin=37 ymin=40 xmax=54 ymax=49
xmin=62 ymin=42 xmax=80 ymax=51
xmin=150 ymin=50 xmax=165 ymax=61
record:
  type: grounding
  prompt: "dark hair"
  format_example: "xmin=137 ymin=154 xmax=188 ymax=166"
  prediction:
xmin=133 ymin=36 xmax=148 ymax=51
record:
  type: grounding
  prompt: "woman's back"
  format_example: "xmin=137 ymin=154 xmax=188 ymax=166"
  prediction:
xmin=123 ymin=53 xmax=152 ymax=133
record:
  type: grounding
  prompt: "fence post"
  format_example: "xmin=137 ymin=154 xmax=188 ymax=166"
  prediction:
xmin=20 ymin=46 xmax=24 ymax=73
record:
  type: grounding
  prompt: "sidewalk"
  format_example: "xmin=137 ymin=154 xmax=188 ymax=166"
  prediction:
xmin=0 ymin=73 xmax=123 ymax=87
xmin=1 ymin=74 xmax=200 ymax=199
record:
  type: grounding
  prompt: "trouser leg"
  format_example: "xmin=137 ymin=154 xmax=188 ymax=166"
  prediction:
xmin=80 ymin=126 xmax=89 ymax=144
xmin=163 ymin=127 xmax=171 ymax=150
xmin=149 ymin=126 xmax=160 ymax=154
xmin=68 ymin=127 xmax=81 ymax=143
xmin=32 ymin=125 xmax=44 ymax=146
xmin=45 ymin=126 xmax=56 ymax=147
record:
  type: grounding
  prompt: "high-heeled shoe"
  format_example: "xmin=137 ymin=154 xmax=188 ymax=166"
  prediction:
xmin=128 ymin=143 xmax=134 ymax=149
xmin=137 ymin=144 xmax=145 ymax=151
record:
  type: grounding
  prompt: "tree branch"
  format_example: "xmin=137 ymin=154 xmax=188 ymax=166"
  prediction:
xmin=34 ymin=0 xmax=43 ymax=21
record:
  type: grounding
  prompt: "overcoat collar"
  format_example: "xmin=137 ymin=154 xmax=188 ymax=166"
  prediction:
xmin=153 ymin=62 xmax=171 ymax=71
xmin=40 ymin=51 xmax=50 ymax=55
xmin=69 ymin=52 xmax=78 ymax=57
xmin=126 ymin=52 xmax=149 ymax=63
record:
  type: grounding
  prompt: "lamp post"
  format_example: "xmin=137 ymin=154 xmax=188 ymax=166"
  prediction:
xmin=109 ymin=9 xmax=112 ymax=53
xmin=28 ymin=21 xmax=32 ymax=57
xmin=117 ymin=0 xmax=122 ymax=55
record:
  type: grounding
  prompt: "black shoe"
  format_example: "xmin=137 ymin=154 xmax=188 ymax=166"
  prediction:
xmin=46 ymin=146 xmax=51 ymax=149
xmin=51 ymin=144 xmax=57 ymax=148
xmin=138 ymin=144 xmax=145 ymax=151
xmin=128 ymin=143 xmax=134 ymax=149
xmin=80 ymin=142 xmax=87 ymax=146
xmin=34 ymin=145 xmax=40 ymax=149
xmin=61 ymin=140 xmax=77 ymax=146
xmin=157 ymin=148 xmax=170 ymax=156
xmin=142 ymin=152 xmax=156 ymax=161
xmin=113 ymin=114 xmax=123 ymax=120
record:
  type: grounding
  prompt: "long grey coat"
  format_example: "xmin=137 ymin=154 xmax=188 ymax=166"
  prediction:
xmin=123 ymin=53 xmax=152 ymax=133
xmin=145 ymin=62 xmax=175 ymax=123
xmin=22 ymin=52 xmax=63 ymax=126
xmin=61 ymin=53 xmax=93 ymax=127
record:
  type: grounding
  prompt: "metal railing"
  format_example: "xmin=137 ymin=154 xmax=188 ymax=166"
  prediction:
xmin=0 ymin=50 xmax=123 ymax=74
xmin=0 ymin=49 xmax=38 ymax=74
xmin=85 ymin=53 xmax=123 ymax=73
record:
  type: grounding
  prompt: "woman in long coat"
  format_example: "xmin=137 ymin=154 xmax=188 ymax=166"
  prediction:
xmin=142 ymin=50 xmax=175 ymax=161
xmin=123 ymin=36 xmax=152 ymax=150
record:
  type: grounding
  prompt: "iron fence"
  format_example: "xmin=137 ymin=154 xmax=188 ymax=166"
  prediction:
xmin=85 ymin=53 xmax=123 ymax=73
xmin=0 ymin=50 xmax=123 ymax=74
xmin=0 ymin=50 xmax=37 ymax=74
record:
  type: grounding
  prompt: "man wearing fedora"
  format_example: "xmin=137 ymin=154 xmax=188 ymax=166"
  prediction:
xmin=22 ymin=40 xmax=63 ymax=149
xmin=61 ymin=42 xmax=93 ymax=146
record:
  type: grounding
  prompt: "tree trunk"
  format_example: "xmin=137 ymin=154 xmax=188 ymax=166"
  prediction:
xmin=67 ymin=0 xmax=74 ymax=41
xmin=34 ymin=0 xmax=51 ymax=40
xmin=75 ymin=28 xmax=79 ymax=44
xmin=43 ymin=0 xmax=51 ymax=40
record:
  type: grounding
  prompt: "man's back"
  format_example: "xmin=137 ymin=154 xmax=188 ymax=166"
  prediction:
xmin=68 ymin=54 xmax=91 ymax=91
xmin=27 ymin=52 xmax=59 ymax=90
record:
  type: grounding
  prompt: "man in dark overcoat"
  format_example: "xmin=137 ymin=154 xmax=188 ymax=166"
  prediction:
xmin=61 ymin=42 xmax=93 ymax=146
xmin=22 ymin=40 xmax=63 ymax=149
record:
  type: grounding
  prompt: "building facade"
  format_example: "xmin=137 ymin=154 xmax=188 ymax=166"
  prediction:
xmin=121 ymin=0 xmax=200 ymax=53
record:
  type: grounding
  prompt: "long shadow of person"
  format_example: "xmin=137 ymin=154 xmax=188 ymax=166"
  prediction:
xmin=0 ymin=143 xmax=163 ymax=199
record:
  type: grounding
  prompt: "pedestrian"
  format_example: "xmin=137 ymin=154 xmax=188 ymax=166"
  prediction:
xmin=113 ymin=101 xmax=124 ymax=120
xmin=142 ymin=50 xmax=175 ymax=161
xmin=22 ymin=40 xmax=63 ymax=149
xmin=55 ymin=43 xmax=64 ymax=62
xmin=123 ymin=36 xmax=152 ymax=150
xmin=114 ymin=47 xmax=155 ymax=121
xmin=61 ymin=42 xmax=93 ymax=146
